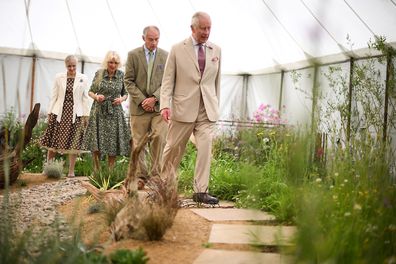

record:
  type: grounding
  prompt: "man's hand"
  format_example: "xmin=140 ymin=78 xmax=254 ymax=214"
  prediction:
xmin=142 ymin=97 xmax=157 ymax=112
xmin=161 ymin=108 xmax=171 ymax=122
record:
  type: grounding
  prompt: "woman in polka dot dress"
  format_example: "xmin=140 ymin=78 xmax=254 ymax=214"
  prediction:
xmin=40 ymin=55 xmax=90 ymax=177
xmin=83 ymin=51 xmax=131 ymax=172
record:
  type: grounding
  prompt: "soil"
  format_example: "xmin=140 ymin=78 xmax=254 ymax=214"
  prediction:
xmin=3 ymin=173 xmax=213 ymax=264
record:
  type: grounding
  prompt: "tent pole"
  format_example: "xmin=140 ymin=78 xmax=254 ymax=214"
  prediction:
xmin=310 ymin=65 xmax=319 ymax=130
xmin=241 ymin=74 xmax=249 ymax=120
xmin=30 ymin=55 xmax=36 ymax=112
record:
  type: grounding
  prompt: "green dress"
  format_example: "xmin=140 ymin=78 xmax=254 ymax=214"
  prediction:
xmin=83 ymin=69 xmax=131 ymax=157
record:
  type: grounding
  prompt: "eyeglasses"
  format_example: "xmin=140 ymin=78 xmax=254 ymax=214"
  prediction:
xmin=108 ymin=61 xmax=119 ymax=65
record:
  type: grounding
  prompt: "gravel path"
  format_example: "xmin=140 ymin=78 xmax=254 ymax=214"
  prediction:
xmin=0 ymin=178 xmax=87 ymax=235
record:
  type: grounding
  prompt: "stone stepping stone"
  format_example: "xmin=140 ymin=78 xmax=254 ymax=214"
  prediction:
xmin=191 ymin=208 xmax=276 ymax=221
xmin=209 ymin=224 xmax=296 ymax=246
xmin=193 ymin=249 xmax=285 ymax=264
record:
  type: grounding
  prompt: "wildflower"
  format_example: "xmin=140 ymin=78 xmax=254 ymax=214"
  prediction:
xmin=344 ymin=212 xmax=351 ymax=217
xmin=353 ymin=204 xmax=362 ymax=210
xmin=330 ymin=185 xmax=334 ymax=189
xmin=332 ymin=195 xmax=338 ymax=200
xmin=263 ymin=137 xmax=269 ymax=143
xmin=315 ymin=178 xmax=322 ymax=183
xmin=344 ymin=179 xmax=348 ymax=183
xmin=355 ymin=174 xmax=360 ymax=178
xmin=334 ymin=172 xmax=339 ymax=177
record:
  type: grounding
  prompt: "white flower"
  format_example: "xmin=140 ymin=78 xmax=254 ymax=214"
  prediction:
xmin=344 ymin=212 xmax=351 ymax=217
xmin=315 ymin=178 xmax=322 ymax=183
xmin=353 ymin=204 xmax=362 ymax=210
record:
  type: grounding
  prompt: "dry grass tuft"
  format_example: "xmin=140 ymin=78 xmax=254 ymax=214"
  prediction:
xmin=83 ymin=132 xmax=179 ymax=241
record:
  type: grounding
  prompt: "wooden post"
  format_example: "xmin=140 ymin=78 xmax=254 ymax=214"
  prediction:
xmin=30 ymin=55 xmax=37 ymax=112
xmin=383 ymin=54 xmax=393 ymax=142
xmin=278 ymin=70 xmax=284 ymax=112
xmin=346 ymin=58 xmax=354 ymax=143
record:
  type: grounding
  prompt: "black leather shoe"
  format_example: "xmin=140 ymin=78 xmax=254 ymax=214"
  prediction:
xmin=192 ymin=193 xmax=219 ymax=204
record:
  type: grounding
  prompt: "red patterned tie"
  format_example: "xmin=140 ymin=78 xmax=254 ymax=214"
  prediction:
xmin=198 ymin=44 xmax=205 ymax=76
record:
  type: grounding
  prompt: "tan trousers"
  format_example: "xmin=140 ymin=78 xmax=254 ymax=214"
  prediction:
xmin=161 ymin=100 xmax=215 ymax=193
xmin=130 ymin=112 xmax=167 ymax=178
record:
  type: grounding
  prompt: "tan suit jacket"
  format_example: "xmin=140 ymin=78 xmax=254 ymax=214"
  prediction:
xmin=48 ymin=72 xmax=90 ymax=123
xmin=160 ymin=37 xmax=221 ymax=122
xmin=125 ymin=46 xmax=168 ymax=115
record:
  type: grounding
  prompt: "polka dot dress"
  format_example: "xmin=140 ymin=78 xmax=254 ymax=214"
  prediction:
xmin=40 ymin=78 xmax=86 ymax=154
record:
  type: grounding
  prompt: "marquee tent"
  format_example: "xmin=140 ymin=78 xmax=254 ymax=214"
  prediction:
xmin=1 ymin=0 xmax=396 ymax=124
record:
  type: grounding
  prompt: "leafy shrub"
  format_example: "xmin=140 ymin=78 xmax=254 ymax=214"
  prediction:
xmin=0 ymin=109 xmax=23 ymax=152
xmin=43 ymin=159 xmax=64 ymax=179
xmin=109 ymin=248 xmax=149 ymax=264
xmin=21 ymin=119 xmax=47 ymax=173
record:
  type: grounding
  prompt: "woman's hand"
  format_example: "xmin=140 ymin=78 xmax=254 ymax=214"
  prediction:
xmin=112 ymin=96 xmax=125 ymax=105
xmin=96 ymin=94 xmax=105 ymax=103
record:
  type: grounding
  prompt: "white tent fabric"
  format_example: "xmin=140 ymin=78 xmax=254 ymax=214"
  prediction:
xmin=1 ymin=0 xmax=396 ymax=73
xmin=1 ymin=0 xmax=396 ymax=123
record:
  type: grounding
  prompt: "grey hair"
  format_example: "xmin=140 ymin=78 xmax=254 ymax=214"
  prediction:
xmin=64 ymin=55 xmax=78 ymax=64
xmin=101 ymin=50 xmax=122 ymax=69
xmin=143 ymin=25 xmax=160 ymax=37
xmin=191 ymin=11 xmax=210 ymax=28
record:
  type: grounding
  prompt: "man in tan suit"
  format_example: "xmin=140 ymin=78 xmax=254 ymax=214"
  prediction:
xmin=160 ymin=12 xmax=221 ymax=204
xmin=125 ymin=26 xmax=168 ymax=186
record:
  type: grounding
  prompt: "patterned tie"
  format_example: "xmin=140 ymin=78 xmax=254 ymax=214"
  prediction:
xmin=147 ymin=51 xmax=154 ymax=90
xmin=198 ymin=44 xmax=205 ymax=76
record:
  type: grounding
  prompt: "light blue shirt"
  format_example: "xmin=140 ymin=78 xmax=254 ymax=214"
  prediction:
xmin=144 ymin=46 xmax=156 ymax=63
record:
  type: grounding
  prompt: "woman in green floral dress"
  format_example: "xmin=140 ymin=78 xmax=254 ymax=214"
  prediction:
xmin=84 ymin=51 xmax=131 ymax=172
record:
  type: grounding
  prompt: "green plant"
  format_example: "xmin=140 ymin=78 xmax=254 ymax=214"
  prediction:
xmin=74 ymin=153 xmax=94 ymax=176
xmin=109 ymin=248 xmax=149 ymax=264
xmin=178 ymin=142 xmax=196 ymax=194
xmin=286 ymin=37 xmax=396 ymax=263
xmin=0 ymin=109 xmax=24 ymax=152
xmin=1 ymin=191 xmax=108 ymax=264
xmin=88 ymin=161 xmax=127 ymax=191
xmin=21 ymin=118 xmax=47 ymax=173
xmin=43 ymin=159 xmax=64 ymax=179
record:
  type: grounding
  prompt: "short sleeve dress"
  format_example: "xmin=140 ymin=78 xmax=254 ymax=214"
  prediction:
xmin=83 ymin=69 xmax=131 ymax=157
xmin=40 ymin=77 xmax=86 ymax=153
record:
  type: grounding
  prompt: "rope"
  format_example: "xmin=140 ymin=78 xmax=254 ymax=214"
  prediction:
xmin=261 ymin=0 xmax=310 ymax=57
xmin=105 ymin=0 xmax=127 ymax=51
xmin=343 ymin=0 xmax=376 ymax=36
xmin=23 ymin=0 xmax=35 ymax=47
xmin=65 ymin=0 xmax=82 ymax=56
xmin=299 ymin=0 xmax=343 ymax=47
